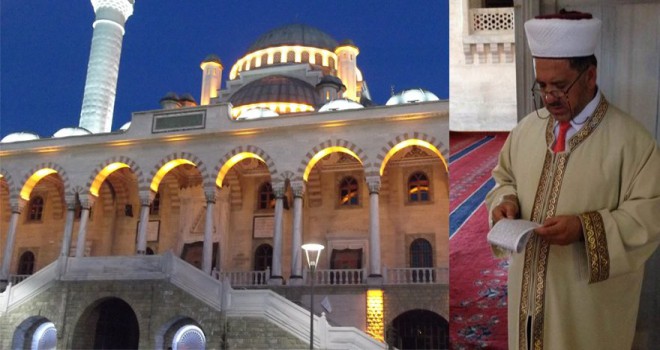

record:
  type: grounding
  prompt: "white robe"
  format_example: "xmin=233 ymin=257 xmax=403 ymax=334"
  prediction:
xmin=486 ymin=97 xmax=660 ymax=350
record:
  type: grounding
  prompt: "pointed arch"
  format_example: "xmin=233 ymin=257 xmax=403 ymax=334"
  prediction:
xmin=296 ymin=139 xmax=369 ymax=182
xmin=214 ymin=145 xmax=278 ymax=188
xmin=149 ymin=152 xmax=210 ymax=192
xmin=0 ymin=168 xmax=18 ymax=199
xmin=87 ymin=156 xmax=144 ymax=197
xmin=375 ymin=133 xmax=448 ymax=176
xmin=19 ymin=163 xmax=70 ymax=201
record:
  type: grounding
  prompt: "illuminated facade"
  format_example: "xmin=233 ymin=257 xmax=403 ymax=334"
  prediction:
xmin=0 ymin=12 xmax=448 ymax=350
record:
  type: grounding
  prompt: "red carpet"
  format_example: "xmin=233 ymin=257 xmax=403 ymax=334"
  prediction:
xmin=449 ymin=132 xmax=509 ymax=350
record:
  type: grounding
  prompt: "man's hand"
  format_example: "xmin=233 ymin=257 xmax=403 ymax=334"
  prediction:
xmin=535 ymin=215 xmax=583 ymax=245
xmin=492 ymin=195 xmax=520 ymax=224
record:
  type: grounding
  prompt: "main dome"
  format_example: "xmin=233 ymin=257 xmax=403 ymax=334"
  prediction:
xmin=247 ymin=24 xmax=339 ymax=54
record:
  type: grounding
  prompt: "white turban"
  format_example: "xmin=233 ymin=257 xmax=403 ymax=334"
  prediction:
xmin=524 ymin=12 xmax=601 ymax=58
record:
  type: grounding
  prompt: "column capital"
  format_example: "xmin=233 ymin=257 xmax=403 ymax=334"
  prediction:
xmin=205 ymin=189 xmax=218 ymax=203
xmin=91 ymin=0 xmax=134 ymax=22
xmin=272 ymin=182 xmax=286 ymax=198
xmin=9 ymin=197 xmax=26 ymax=214
xmin=79 ymin=194 xmax=97 ymax=209
xmin=290 ymin=181 xmax=305 ymax=198
xmin=138 ymin=190 xmax=154 ymax=206
xmin=65 ymin=194 xmax=78 ymax=210
xmin=365 ymin=176 xmax=381 ymax=194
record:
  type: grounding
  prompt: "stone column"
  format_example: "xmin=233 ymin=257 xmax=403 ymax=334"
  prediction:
xmin=269 ymin=182 xmax=286 ymax=284
xmin=289 ymin=181 xmax=305 ymax=284
xmin=135 ymin=191 xmax=153 ymax=255
xmin=203 ymin=189 xmax=217 ymax=274
xmin=366 ymin=176 xmax=382 ymax=281
xmin=0 ymin=199 xmax=25 ymax=282
xmin=60 ymin=194 xmax=77 ymax=257
xmin=75 ymin=195 xmax=96 ymax=257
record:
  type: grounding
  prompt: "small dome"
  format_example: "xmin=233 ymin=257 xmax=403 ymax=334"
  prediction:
xmin=1 ymin=132 xmax=40 ymax=143
xmin=53 ymin=127 xmax=92 ymax=138
xmin=229 ymin=75 xmax=320 ymax=107
xmin=319 ymin=98 xmax=364 ymax=112
xmin=237 ymin=107 xmax=280 ymax=120
xmin=247 ymin=24 xmax=338 ymax=54
xmin=179 ymin=93 xmax=196 ymax=103
xmin=386 ymin=89 xmax=440 ymax=106
xmin=119 ymin=121 xmax=131 ymax=131
xmin=160 ymin=92 xmax=179 ymax=102
xmin=317 ymin=75 xmax=344 ymax=88
xmin=201 ymin=54 xmax=222 ymax=66
xmin=338 ymin=39 xmax=357 ymax=48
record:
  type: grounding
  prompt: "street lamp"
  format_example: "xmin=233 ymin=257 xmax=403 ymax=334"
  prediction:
xmin=302 ymin=243 xmax=324 ymax=350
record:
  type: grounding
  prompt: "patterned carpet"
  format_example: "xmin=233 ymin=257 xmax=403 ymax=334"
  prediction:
xmin=449 ymin=132 xmax=509 ymax=350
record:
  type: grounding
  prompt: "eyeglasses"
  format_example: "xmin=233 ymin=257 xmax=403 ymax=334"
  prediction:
xmin=531 ymin=69 xmax=586 ymax=118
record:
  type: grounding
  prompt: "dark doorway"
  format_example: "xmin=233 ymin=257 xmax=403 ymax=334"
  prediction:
xmin=93 ymin=298 xmax=139 ymax=349
xmin=388 ymin=309 xmax=449 ymax=350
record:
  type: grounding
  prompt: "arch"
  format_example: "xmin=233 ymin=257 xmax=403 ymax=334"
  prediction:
xmin=18 ymin=250 xmax=36 ymax=275
xmin=0 ymin=168 xmax=18 ymax=199
xmin=387 ymin=309 xmax=449 ymax=350
xmin=173 ymin=324 xmax=206 ymax=350
xmin=72 ymin=297 xmax=140 ymax=349
xmin=87 ymin=156 xmax=144 ymax=197
xmin=298 ymin=139 xmax=368 ymax=182
xmin=254 ymin=243 xmax=273 ymax=272
xmin=156 ymin=316 xmax=205 ymax=350
xmin=376 ymin=133 xmax=449 ymax=176
xmin=19 ymin=163 xmax=69 ymax=201
xmin=150 ymin=152 xmax=210 ymax=192
xmin=410 ymin=238 xmax=433 ymax=268
xmin=12 ymin=316 xmax=56 ymax=350
xmin=214 ymin=145 xmax=277 ymax=188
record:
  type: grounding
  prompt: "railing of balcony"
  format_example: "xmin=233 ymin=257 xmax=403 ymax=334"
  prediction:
xmin=304 ymin=268 xmax=366 ymax=286
xmin=383 ymin=267 xmax=448 ymax=285
xmin=469 ymin=7 xmax=514 ymax=34
xmin=7 ymin=274 xmax=31 ymax=285
xmin=215 ymin=268 xmax=269 ymax=287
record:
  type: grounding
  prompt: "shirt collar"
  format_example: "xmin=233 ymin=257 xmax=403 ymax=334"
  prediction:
xmin=562 ymin=88 xmax=601 ymax=129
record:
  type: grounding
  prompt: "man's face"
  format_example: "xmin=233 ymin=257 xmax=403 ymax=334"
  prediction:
xmin=534 ymin=58 xmax=597 ymax=122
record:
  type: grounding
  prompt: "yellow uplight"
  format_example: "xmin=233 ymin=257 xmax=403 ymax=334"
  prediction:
xmin=303 ymin=147 xmax=362 ymax=181
xmin=380 ymin=139 xmax=447 ymax=175
xmin=90 ymin=162 xmax=129 ymax=197
xmin=366 ymin=289 xmax=384 ymax=341
xmin=20 ymin=168 xmax=57 ymax=200
xmin=231 ymin=102 xmax=315 ymax=118
xmin=150 ymin=159 xmax=195 ymax=192
xmin=216 ymin=152 xmax=265 ymax=188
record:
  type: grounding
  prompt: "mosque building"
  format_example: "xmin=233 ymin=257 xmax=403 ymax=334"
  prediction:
xmin=0 ymin=1 xmax=448 ymax=349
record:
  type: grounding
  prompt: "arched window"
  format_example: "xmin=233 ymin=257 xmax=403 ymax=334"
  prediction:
xmin=172 ymin=325 xmax=206 ymax=350
xmin=286 ymin=50 xmax=295 ymax=63
xmin=301 ymin=51 xmax=310 ymax=63
xmin=339 ymin=176 xmax=359 ymax=206
xmin=254 ymin=244 xmax=273 ymax=272
xmin=315 ymin=53 xmax=323 ymax=66
xmin=410 ymin=239 xmax=433 ymax=268
xmin=260 ymin=53 xmax=268 ymax=66
xmin=408 ymin=172 xmax=430 ymax=202
xmin=257 ymin=182 xmax=275 ymax=209
xmin=274 ymin=52 xmax=281 ymax=64
xmin=18 ymin=251 xmax=35 ymax=275
xmin=28 ymin=196 xmax=44 ymax=221
xmin=328 ymin=57 xmax=336 ymax=69
xmin=31 ymin=321 xmax=57 ymax=350
xmin=150 ymin=193 xmax=160 ymax=216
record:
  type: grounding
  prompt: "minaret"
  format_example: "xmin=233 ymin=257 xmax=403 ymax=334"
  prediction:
xmin=335 ymin=40 xmax=360 ymax=102
xmin=79 ymin=0 xmax=135 ymax=133
xmin=200 ymin=55 xmax=223 ymax=105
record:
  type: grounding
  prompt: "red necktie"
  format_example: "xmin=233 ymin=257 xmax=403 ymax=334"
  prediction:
xmin=554 ymin=121 xmax=571 ymax=153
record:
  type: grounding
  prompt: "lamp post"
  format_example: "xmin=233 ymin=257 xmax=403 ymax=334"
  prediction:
xmin=302 ymin=243 xmax=324 ymax=350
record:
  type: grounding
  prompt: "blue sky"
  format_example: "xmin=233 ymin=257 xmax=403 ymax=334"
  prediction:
xmin=1 ymin=1 xmax=448 ymax=138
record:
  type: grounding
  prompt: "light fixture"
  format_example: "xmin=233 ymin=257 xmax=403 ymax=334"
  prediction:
xmin=302 ymin=243 xmax=324 ymax=349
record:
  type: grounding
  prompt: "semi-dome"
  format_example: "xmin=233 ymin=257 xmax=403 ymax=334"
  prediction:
xmin=247 ymin=24 xmax=339 ymax=54
xmin=229 ymin=75 xmax=320 ymax=107
xmin=1 ymin=132 xmax=40 ymax=143
xmin=319 ymin=98 xmax=364 ymax=112
xmin=386 ymin=88 xmax=440 ymax=106
xmin=53 ymin=127 xmax=92 ymax=138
